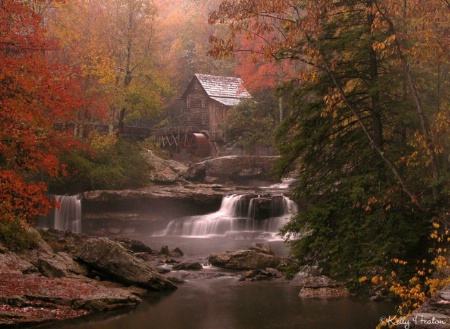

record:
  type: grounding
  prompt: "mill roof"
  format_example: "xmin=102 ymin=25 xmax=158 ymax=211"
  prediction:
xmin=183 ymin=74 xmax=252 ymax=106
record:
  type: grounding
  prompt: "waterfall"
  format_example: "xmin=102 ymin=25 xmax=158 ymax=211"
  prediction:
xmin=39 ymin=195 xmax=82 ymax=233
xmin=160 ymin=194 xmax=297 ymax=237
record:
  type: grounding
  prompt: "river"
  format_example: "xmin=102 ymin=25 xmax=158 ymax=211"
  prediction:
xmin=40 ymin=193 xmax=394 ymax=329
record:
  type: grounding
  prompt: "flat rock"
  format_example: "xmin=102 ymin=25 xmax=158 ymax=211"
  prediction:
xmin=185 ymin=155 xmax=279 ymax=184
xmin=298 ymin=275 xmax=350 ymax=299
xmin=209 ymin=248 xmax=290 ymax=270
xmin=0 ymin=272 xmax=140 ymax=327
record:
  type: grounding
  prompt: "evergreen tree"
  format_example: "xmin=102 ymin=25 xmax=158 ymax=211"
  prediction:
xmin=209 ymin=0 xmax=450 ymax=284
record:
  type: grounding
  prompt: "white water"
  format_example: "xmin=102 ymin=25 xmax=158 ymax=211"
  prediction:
xmin=39 ymin=195 xmax=82 ymax=233
xmin=159 ymin=194 xmax=297 ymax=238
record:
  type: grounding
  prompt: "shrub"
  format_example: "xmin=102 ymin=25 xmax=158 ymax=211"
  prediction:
xmin=0 ymin=220 xmax=40 ymax=251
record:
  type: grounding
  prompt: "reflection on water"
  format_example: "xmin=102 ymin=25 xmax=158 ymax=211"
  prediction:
xmin=47 ymin=277 xmax=393 ymax=329
xmin=40 ymin=235 xmax=394 ymax=329
xmin=39 ymin=191 xmax=394 ymax=329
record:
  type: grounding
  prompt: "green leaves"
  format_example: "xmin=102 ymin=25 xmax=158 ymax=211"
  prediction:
xmin=225 ymin=94 xmax=278 ymax=153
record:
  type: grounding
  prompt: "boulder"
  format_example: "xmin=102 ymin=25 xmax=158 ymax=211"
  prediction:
xmin=209 ymin=248 xmax=290 ymax=270
xmin=77 ymin=237 xmax=176 ymax=290
xmin=115 ymin=238 xmax=153 ymax=254
xmin=160 ymin=246 xmax=184 ymax=258
xmin=249 ymin=243 xmax=274 ymax=255
xmin=142 ymin=150 xmax=188 ymax=184
xmin=172 ymin=262 xmax=203 ymax=270
xmin=0 ymin=252 xmax=37 ymax=275
xmin=298 ymin=275 xmax=350 ymax=299
xmin=185 ymin=155 xmax=279 ymax=185
xmin=37 ymin=252 xmax=88 ymax=278
xmin=0 ymin=230 xmax=87 ymax=279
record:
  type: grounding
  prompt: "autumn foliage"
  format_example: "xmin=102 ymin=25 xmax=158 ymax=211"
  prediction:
xmin=209 ymin=0 xmax=450 ymax=309
xmin=0 ymin=0 xmax=80 ymax=225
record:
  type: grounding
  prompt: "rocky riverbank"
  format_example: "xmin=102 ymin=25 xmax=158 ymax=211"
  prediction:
xmin=0 ymin=229 xmax=175 ymax=327
xmin=0 ymin=229 xmax=297 ymax=327
xmin=0 ymin=226 xmax=353 ymax=328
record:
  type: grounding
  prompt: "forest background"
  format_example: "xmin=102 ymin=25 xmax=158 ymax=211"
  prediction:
xmin=1 ymin=0 xmax=450 ymax=318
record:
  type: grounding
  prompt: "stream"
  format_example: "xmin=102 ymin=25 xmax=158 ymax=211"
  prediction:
xmin=39 ymin=191 xmax=394 ymax=329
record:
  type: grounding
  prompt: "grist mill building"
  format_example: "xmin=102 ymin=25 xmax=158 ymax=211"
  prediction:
xmin=157 ymin=73 xmax=252 ymax=159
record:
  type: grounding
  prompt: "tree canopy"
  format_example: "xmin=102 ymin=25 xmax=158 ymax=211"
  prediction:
xmin=0 ymin=0 xmax=81 ymax=224
xmin=209 ymin=0 xmax=450 ymax=284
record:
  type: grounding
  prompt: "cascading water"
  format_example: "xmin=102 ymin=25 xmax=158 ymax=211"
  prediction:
xmin=39 ymin=195 xmax=82 ymax=233
xmin=159 ymin=194 xmax=297 ymax=238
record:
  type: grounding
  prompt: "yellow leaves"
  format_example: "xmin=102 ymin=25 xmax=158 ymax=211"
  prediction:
xmin=372 ymin=35 xmax=397 ymax=56
xmin=392 ymin=258 xmax=408 ymax=265
xmin=358 ymin=276 xmax=368 ymax=283
xmin=385 ymin=220 xmax=450 ymax=317
xmin=431 ymin=255 xmax=448 ymax=271
xmin=323 ymin=89 xmax=342 ymax=112
xmin=88 ymin=132 xmax=117 ymax=153
xmin=79 ymin=44 xmax=115 ymax=85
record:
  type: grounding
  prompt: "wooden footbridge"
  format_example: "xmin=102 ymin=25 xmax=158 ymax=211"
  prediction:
xmin=54 ymin=123 xmax=211 ymax=157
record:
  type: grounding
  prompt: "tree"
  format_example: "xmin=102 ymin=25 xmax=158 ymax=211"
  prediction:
xmin=225 ymin=96 xmax=278 ymax=154
xmin=45 ymin=0 xmax=171 ymax=133
xmin=46 ymin=0 xmax=116 ymax=138
xmin=209 ymin=0 xmax=450 ymax=285
xmin=102 ymin=0 xmax=171 ymax=128
xmin=0 ymin=0 xmax=80 ymax=225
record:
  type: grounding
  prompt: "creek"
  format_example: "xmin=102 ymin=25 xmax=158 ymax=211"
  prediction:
xmin=39 ymin=188 xmax=394 ymax=329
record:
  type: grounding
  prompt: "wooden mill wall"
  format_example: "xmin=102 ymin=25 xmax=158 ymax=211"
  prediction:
xmin=182 ymin=80 xmax=209 ymax=131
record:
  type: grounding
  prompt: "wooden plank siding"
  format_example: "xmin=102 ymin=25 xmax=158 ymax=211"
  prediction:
xmin=180 ymin=74 xmax=252 ymax=143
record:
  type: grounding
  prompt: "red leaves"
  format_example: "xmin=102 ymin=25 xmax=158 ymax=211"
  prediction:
xmin=0 ymin=273 xmax=90 ymax=325
xmin=0 ymin=171 xmax=55 ymax=222
xmin=0 ymin=0 xmax=81 ymax=224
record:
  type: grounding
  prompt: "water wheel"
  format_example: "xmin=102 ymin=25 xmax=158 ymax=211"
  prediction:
xmin=179 ymin=132 xmax=210 ymax=157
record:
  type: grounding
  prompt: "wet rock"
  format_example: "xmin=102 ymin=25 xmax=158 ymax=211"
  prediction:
xmin=115 ymin=238 xmax=153 ymax=253
xmin=160 ymin=245 xmax=170 ymax=255
xmin=172 ymin=262 xmax=203 ymax=270
xmin=155 ymin=267 xmax=171 ymax=274
xmin=77 ymin=237 xmax=176 ymax=291
xmin=160 ymin=257 xmax=179 ymax=264
xmin=209 ymin=248 xmax=290 ymax=271
xmin=170 ymin=247 xmax=184 ymax=257
xmin=249 ymin=243 xmax=273 ymax=255
xmin=298 ymin=275 xmax=350 ymax=299
xmin=160 ymin=246 xmax=184 ymax=258
xmin=241 ymin=268 xmax=283 ymax=281
xmin=165 ymin=274 xmax=187 ymax=284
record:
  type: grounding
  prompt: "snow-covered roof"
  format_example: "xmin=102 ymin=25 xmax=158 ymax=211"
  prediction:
xmin=183 ymin=74 xmax=252 ymax=106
